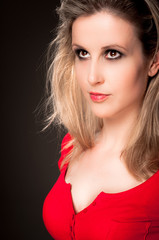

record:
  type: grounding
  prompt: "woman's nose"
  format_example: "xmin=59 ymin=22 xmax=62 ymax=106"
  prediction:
xmin=88 ymin=60 xmax=104 ymax=85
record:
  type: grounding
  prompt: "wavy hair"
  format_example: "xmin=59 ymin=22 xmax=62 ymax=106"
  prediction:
xmin=45 ymin=0 xmax=159 ymax=180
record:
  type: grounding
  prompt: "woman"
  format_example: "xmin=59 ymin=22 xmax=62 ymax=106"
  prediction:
xmin=43 ymin=0 xmax=159 ymax=239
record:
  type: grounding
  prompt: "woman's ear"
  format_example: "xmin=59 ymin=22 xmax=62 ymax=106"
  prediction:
xmin=148 ymin=51 xmax=159 ymax=77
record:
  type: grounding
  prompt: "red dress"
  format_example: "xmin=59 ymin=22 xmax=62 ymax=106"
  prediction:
xmin=43 ymin=133 xmax=159 ymax=240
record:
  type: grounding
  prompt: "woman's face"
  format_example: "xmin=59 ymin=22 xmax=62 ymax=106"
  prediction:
xmin=72 ymin=12 xmax=151 ymax=120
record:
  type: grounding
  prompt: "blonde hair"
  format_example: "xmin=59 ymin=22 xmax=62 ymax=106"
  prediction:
xmin=45 ymin=0 xmax=159 ymax=180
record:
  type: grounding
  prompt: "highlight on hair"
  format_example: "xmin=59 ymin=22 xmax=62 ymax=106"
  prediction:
xmin=45 ymin=0 xmax=159 ymax=180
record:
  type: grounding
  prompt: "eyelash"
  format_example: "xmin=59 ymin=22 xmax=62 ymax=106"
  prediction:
xmin=74 ymin=49 xmax=123 ymax=60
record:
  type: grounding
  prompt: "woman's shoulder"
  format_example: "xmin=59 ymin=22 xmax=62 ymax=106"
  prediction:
xmin=58 ymin=133 xmax=73 ymax=170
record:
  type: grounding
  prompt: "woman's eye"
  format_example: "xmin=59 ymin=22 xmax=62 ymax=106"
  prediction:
xmin=75 ymin=49 xmax=90 ymax=59
xmin=105 ymin=50 xmax=121 ymax=60
xmin=74 ymin=49 xmax=122 ymax=60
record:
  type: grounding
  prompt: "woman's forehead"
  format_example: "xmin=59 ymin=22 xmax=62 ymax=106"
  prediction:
xmin=72 ymin=12 xmax=140 ymax=53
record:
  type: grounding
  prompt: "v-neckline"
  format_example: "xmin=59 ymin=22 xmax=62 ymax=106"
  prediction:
xmin=61 ymin=162 xmax=159 ymax=215
xmin=61 ymin=163 xmax=105 ymax=215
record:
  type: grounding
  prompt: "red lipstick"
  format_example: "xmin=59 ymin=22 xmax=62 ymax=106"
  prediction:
xmin=89 ymin=92 xmax=110 ymax=102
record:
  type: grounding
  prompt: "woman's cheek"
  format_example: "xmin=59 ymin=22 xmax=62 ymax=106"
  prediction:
xmin=75 ymin=64 xmax=87 ymax=89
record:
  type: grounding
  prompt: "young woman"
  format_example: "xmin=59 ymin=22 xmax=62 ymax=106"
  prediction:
xmin=43 ymin=0 xmax=159 ymax=239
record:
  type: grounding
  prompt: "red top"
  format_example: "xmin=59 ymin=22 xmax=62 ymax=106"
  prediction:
xmin=43 ymin=133 xmax=159 ymax=240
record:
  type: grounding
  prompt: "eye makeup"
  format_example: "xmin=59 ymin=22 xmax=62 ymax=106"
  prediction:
xmin=73 ymin=48 xmax=123 ymax=60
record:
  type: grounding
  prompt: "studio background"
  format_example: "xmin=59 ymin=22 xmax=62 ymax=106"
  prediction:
xmin=2 ymin=1 xmax=63 ymax=239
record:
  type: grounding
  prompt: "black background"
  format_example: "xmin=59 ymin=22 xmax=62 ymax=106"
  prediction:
xmin=2 ymin=1 xmax=63 ymax=239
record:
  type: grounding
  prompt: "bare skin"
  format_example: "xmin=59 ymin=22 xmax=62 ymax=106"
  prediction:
xmin=65 ymin=145 xmax=143 ymax=214
xmin=65 ymin=12 xmax=159 ymax=214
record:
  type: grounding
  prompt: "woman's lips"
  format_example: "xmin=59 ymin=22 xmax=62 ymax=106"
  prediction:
xmin=89 ymin=92 xmax=110 ymax=102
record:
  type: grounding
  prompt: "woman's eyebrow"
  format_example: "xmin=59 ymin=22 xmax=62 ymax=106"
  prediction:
xmin=101 ymin=44 xmax=128 ymax=52
xmin=72 ymin=43 xmax=128 ymax=52
xmin=72 ymin=43 xmax=85 ymax=49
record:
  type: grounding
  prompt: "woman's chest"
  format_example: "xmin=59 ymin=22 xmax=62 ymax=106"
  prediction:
xmin=65 ymin=155 xmax=144 ymax=214
xmin=43 ymin=171 xmax=159 ymax=240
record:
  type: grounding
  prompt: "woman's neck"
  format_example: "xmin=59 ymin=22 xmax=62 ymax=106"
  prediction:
xmin=97 ymin=110 xmax=139 ymax=153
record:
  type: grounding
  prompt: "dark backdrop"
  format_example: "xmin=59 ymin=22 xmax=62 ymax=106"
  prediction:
xmin=2 ymin=1 xmax=64 ymax=239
